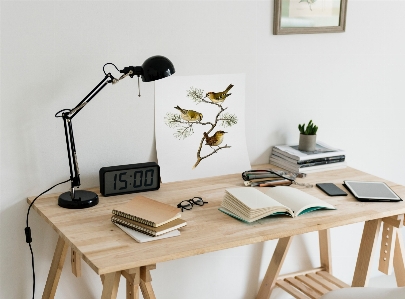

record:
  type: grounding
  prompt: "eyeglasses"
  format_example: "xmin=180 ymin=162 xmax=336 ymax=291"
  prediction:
xmin=177 ymin=197 xmax=208 ymax=212
xmin=242 ymin=169 xmax=313 ymax=188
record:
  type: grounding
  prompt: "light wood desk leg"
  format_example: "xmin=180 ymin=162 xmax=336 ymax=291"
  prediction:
xmin=394 ymin=230 xmax=405 ymax=287
xmin=71 ymin=248 xmax=81 ymax=277
xmin=378 ymin=222 xmax=397 ymax=275
xmin=101 ymin=271 xmax=121 ymax=299
xmin=122 ymin=268 xmax=141 ymax=299
xmin=319 ymin=229 xmax=332 ymax=274
xmin=256 ymin=236 xmax=293 ymax=299
xmin=42 ymin=236 xmax=69 ymax=299
xmin=352 ymin=219 xmax=382 ymax=287
xmin=140 ymin=264 xmax=157 ymax=299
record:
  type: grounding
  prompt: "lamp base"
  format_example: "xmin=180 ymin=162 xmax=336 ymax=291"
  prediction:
xmin=58 ymin=190 xmax=99 ymax=209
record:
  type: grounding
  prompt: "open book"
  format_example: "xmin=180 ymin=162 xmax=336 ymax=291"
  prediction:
xmin=219 ymin=186 xmax=335 ymax=223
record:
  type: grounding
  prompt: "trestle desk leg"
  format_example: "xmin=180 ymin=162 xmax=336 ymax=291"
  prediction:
xmin=122 ymin=268 xmax=141 ymax=299
xmin=101 ymin=271 xmax=121 ymax=299
xmin=71 ymin=248 xmax=81 ymax=277
xmin=42 ymin=236 xmax=69 ymax=299
xmin=140 ymin=264 xmax=157 ymax=299
xmin=352 ymin=219 xmax=382 ymax=287
xmin=256 ymin=236 xmax=293 ymax=299
xmin=394 ymin=230 xmax=405 ymax=287
xmin=319 ymin=229 xmax=332 ymax=274
xmin=378 ymin=222 xmax=397 ymax=275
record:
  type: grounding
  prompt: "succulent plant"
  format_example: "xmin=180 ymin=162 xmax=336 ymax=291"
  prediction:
xmin=298 ymin=120 xmax=318 ymax=135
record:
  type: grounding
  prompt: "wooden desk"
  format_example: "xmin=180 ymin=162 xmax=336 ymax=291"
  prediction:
xmin=28 ymin=165 xmax=405 ymax=299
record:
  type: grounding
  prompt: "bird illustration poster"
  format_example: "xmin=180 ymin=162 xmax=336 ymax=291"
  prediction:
xmin=155 ymin=74 xmax=251 ymax=183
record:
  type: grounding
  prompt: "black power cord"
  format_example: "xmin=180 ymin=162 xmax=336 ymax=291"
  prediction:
xmin=25 ymin=179 xmax=70 ymax=299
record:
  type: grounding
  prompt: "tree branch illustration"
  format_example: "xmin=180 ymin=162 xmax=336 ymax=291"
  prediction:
xmin=192 ymin=105 xmax=234 ymax=168
xmin=165 ymin=86 xmax=238 ymax=168
xmin=164 ymin=113 xmax=195 ymax=139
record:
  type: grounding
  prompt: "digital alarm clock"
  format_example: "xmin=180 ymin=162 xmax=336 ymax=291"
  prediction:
xmin=99 ymin=162 xmax=160 ymax=197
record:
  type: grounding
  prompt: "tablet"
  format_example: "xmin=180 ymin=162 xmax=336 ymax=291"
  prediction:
xmin=343 ymin=181 xmax=402 ymax=202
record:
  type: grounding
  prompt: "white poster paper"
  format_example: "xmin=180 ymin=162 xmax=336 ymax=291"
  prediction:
xmin=155 ymin=74 xmax=251 ymax=183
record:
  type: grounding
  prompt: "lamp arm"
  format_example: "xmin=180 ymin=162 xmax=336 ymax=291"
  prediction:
xmin=52 ymin=57 xmax=174 ymax=208
xmin=68 ymin=74 xmax=114 ymax=119
xmin=58 ymin=73 xmax=114 ymax=198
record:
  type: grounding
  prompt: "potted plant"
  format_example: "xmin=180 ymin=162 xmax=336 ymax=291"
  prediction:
xmin=298 ymin=120 xmax=318 ymax=151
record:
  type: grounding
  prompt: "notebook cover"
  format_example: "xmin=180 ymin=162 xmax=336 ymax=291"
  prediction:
xmin=112 ymin=195 xmax=181 ymax=227
xmin=114 ymin=223 xmax=180 ymax=243
xmin=111 ymin=215 xmax=186 ymax=236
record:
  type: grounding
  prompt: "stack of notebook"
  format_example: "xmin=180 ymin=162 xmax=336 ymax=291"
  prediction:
xmin=269 ymin=141 xmax=346 ymax=174
xmin=111 ymin=195 xmax=187 ymax=242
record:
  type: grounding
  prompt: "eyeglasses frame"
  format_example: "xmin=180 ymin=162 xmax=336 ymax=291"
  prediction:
xmin=177 ymin=197 xmax=208 ymax=212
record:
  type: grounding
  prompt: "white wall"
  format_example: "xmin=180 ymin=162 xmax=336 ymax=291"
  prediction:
xmin=1 ymin=1 xmax=405 ymax=298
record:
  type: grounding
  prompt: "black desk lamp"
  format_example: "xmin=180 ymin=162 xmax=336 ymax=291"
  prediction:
xmin=55 ymin=55 xmax=175 ymax=209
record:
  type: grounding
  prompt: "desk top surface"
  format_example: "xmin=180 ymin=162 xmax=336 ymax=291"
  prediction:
xmin=28 ymin=165 xmax=405 ymax=275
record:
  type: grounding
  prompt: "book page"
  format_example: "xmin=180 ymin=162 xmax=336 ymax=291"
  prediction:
xmin=115 ymin=223 xmax=180 ymax=243
xmin=263 ymin=187 xmax=335 ymax=217
xmin=225 ymin=187 xmax=287 ymax=210
xmin=218 ymin=207 xmax=291 ymax=223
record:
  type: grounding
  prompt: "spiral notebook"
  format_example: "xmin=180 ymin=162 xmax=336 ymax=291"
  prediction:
xmin=114 ymin=223 xmax=180 ymax=243
xmin=112 ymin=195 xmax=181 ymax=227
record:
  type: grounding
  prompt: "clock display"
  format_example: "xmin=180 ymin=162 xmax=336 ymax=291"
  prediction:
xmin=99 ymin=162 xmax=160 ymax=196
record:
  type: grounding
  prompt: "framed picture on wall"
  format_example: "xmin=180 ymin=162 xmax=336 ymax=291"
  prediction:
xmin=274 ymin=0 xmax=348 ymax=35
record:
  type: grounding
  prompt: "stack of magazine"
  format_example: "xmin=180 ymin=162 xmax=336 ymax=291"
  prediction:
xmin=269 ymin=141 xmax=346 ymax=174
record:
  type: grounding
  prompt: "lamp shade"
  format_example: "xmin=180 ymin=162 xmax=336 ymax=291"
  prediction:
xmin=141 ymin=55 xmax=175 ymax=82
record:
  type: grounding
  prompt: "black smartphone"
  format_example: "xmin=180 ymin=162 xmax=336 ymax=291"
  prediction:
xmin=316 ymin=183 xmax=347 ymax=196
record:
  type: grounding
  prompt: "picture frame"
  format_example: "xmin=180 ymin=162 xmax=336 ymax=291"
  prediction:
xmin=273 ymin=0 xmax=348 ymax=35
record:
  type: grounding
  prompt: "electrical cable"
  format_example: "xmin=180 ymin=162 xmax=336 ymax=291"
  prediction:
xmin=25 ymin=178 xmax=70 ymax=299
xmin=102 ymin=62 xmax=119 ymax=76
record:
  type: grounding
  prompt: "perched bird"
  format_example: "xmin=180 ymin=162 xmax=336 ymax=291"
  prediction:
xmin=206 ymin=84 xmax=234 ymax=104
xmin=204 ymin=131 xmax=227 ymax=147
xmin=174 ymin=105 xmax=203 ymax=122
xmin=299 ymin=0 xmax=317 ymax=10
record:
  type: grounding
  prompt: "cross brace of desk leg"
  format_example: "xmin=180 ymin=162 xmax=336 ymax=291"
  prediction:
xmin=100 ymin=265 xmax=157 ymax=299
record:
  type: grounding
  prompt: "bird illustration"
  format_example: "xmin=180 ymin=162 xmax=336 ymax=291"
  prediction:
xmin=204 ymin=131 xmax=227 ymax=147
xmin=174 ymin=105 xmax=203 ymax=122
xmin=206 ymin=84 xmax=234 ymax=104
xmin=299 ymin=0 xmax=317 ymax=11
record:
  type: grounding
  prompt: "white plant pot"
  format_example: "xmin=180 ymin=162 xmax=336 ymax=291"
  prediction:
xmin=298 ymin=134 xmax=317 ymax=152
